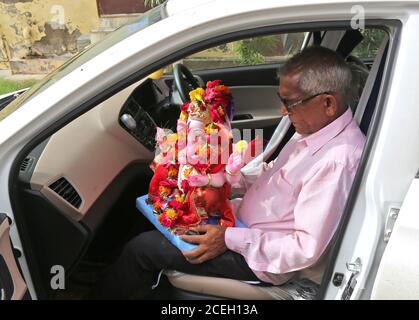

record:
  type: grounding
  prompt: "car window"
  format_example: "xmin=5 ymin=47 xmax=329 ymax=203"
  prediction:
xmin=351 ymin=28 xmax=387 ymax=60
xmin=180 ymin=32 xmax=307 ymax=71
xmin=0 ymin=4 xmax=166 ymax=122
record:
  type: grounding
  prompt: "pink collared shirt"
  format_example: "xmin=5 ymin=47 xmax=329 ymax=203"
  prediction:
xmin=225 ymin=108 xmax=366 ymax=285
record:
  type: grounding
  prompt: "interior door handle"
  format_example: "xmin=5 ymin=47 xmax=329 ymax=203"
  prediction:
xmin=233 ymin=114 xmax=253 ymax=121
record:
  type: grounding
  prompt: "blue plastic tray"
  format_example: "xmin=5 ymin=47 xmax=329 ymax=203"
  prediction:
xmin=136 ymin=194 xmax=245 ymax=251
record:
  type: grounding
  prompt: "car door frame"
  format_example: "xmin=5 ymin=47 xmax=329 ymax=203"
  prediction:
xmin=319 ymin=18 xmax=419 ymax=299
xmin=0 ymin=213 xmax=28 ymax=300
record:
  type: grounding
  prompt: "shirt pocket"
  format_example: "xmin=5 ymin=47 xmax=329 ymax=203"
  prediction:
xmin=269 ymin=168 xmax=296 ymax=220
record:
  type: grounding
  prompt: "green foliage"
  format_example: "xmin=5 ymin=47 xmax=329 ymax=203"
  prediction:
xmin=143 ymin=0 xmax=166 ymax=8
xmin=235 ymin=42 xmax=265 ymax=65
xmin=353 ymin=29 xmax=387 ymax=58
xmin=0 ymin=79 xmax=37 ymax=95
xmin=234 ymin=36 xmax=277 ymax=65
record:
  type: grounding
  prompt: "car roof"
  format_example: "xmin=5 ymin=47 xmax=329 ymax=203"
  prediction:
xmin=165 ymin=0 xmax=216 ymax=16
xmin=165 ymin=0 xmax=418 ymax=17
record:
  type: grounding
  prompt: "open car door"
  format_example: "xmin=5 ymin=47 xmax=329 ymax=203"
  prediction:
xmin=0 ymin=213 xmax=27 ymax=300
xmin=371 ymin=177 xmax=419 ymax=299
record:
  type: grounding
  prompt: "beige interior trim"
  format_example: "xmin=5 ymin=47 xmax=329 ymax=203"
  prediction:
xmin=30 ymin=79 xmax=155 ymax=221
xmin=0 ymin=219 xmax=27 ymax=300
xmin=231 ymin=86 xmax=281 ymax=129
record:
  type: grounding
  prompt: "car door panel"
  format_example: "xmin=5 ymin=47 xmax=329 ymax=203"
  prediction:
xmin=0 ymin=213 xmax=27 ymax=300
xmin=229 ymin=86 xmax=281 ymax=126
xmin=196 ymin=64 xmax=281 ymax=86
xmin=195 ymin=64 xmax=282 ymax=141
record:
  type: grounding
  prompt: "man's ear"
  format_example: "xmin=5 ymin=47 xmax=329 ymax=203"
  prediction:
xmin=324 ymin=94 xmax=338 ymax=117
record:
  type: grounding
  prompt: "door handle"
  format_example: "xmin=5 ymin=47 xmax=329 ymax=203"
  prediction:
xmin=233 ymin=114 xmax=253 ymax=121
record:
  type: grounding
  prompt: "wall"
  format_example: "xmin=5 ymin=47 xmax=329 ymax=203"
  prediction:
xmin=0 ymin=0 xmax=101 ymax=74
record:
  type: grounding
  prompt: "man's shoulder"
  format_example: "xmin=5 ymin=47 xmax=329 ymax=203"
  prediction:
xmin=321 ymin=121 xmax=365 ymax=167
xmin=328 ymin=115 xmax=364 ymax=143
xmin=342 ymin=119 xmax=366 ymax=149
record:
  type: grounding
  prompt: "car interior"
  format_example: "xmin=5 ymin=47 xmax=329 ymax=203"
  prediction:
xmin=7 ymin=25 xmax=390 ymax=300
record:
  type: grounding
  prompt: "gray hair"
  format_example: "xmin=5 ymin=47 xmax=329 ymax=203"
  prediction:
xmin=278 ymin=46 xmax=354 ymax=108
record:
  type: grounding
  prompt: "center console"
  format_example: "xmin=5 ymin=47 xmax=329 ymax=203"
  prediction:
xmin=119 ymin=96 xmax=157 ymax=152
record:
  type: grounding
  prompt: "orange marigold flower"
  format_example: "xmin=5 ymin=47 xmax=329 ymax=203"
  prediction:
xmin=168 ymin=167 xmax=178 ymax=178
xmin=217 ymin=105 xmax=225 ymax=116
xmin=215 ymin=85 xmax=230 ymax=94
xmin=153 ymin=202 xmax=161 ymax=210
xmin=164 ymin=208 xmax=178 ymax=220
xmin=183 ymin=167 xmax=193 ymax=178
xmin=159 ymin=185 xmax=171 ymax=195
xmin=175 ymin=193 xmax=186 ymax=203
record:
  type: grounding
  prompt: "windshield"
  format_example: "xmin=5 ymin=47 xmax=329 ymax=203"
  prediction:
xmin=0 ymin=4 xmax=166 ymax=122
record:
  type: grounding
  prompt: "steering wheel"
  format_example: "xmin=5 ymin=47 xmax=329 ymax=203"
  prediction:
xmin=173 ymin=63 xmax=199 ymax=103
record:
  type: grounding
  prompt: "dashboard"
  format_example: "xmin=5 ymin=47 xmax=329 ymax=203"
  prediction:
xmin=18 ymin=76 xmax=178 ymax=231
xmin=14 ymin=76 xmax=180 ymax=296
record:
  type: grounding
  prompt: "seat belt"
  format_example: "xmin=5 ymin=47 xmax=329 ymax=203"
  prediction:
xmin=336 ymin=29 xmax=364 ymax=59
xmin=312 ymin=31 xmax=322 ymax=46
xmin=240 ymin=117 xmax=291 ymax=186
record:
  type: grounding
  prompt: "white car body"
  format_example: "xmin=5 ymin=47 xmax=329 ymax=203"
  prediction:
xmin=1 ymin=0 xmax=419 ymax=300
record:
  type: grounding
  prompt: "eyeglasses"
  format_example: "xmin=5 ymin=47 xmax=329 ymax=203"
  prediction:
xmin=277 ymin=91 xmax=330 ymax=112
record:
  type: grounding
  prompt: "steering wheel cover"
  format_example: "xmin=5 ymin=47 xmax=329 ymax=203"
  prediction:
xmin=173 ymin=63 xmax=199 ymax=103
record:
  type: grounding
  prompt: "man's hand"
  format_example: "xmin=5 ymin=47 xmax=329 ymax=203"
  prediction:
xmin=180 ymin=224 xmax=228 ymax=264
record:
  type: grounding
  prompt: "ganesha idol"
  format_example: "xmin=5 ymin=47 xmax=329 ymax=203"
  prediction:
xmin=147 ymin=80 xmax=245 ymax=234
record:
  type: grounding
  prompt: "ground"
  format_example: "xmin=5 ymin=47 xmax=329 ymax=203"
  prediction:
xmin=0 ymin=70 xmax=42 ymax=95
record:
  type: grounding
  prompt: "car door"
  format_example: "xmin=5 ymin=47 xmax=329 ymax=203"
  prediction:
xmin=320 ymin=20 xmax=419 ymax=300
xmin=0 ymin=213 xmax=28 ymax=300
xmin=370 ymin=177 xmax=419 ymax=299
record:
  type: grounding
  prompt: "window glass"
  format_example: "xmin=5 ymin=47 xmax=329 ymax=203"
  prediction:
xmin=0 ymin=4 xmax=165 ymax=122
xmin=352 ymin=28 xmax=387 ymax=59
xmin=181 ymin=32 xmax=307 ymax=71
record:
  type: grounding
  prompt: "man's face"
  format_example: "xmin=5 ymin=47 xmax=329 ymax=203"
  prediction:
xmin=278 ymin=72 xmax=335 ymax=135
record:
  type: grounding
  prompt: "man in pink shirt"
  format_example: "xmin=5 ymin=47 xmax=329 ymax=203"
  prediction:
xmin=181 ymin=46 xmax=366 ymax=285
xmin=91 ymin=46 xmax=365 ymax=299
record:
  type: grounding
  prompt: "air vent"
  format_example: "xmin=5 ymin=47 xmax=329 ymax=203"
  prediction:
xmin=20 ymin=157 xmax=34 ymax=172
xmin=49 ymin=177 xmax=82 ymax=209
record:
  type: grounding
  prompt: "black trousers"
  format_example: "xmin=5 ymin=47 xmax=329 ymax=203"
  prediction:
xmin=90 ymin=230 xmax=260 ymax=299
